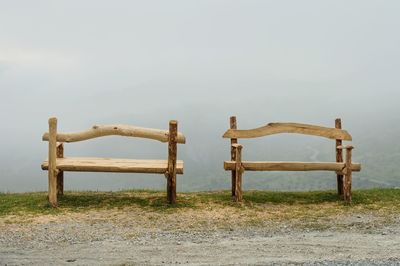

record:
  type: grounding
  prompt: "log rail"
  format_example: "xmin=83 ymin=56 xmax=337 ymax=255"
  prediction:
xmin=43 ymin=125 xmax=186 ymax=144
xmin=224 ymin=161 xmax=361 ymax=173
xmin=223 ymin=122 xmax=352 ymax=141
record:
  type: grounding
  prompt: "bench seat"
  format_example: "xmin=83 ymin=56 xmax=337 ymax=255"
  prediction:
xmin=42 ymin=157 xmax=184 ymax=174
xmin=224 ymin=161 xmax=361 ymax=172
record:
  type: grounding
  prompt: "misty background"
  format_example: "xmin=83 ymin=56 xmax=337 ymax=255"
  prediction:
xmin=1 ymin=1 xmax=399 ymax=193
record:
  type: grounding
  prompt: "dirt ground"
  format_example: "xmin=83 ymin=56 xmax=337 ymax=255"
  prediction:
xmin=0 ymin=208 xmax=399 ymax=265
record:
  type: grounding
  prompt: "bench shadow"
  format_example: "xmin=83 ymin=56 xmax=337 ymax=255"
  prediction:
xmin=57 ymin=191 xmax=195 ymax=210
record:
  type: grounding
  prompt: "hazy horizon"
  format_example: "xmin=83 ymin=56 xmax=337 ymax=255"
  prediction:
xmin=1 ymin=1 xmax=399 ymax=192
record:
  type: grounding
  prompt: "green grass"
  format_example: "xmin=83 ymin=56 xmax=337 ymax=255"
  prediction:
xmin=1 ymin=188 xmax=400 ymax=217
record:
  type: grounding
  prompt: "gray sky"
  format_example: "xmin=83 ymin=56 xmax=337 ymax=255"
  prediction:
xmin=1 ymin=1 xmax=399 ymax=192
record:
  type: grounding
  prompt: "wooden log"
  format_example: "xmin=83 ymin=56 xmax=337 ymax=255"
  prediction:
xmin=43 ymin=124 xmax=186 ymax=144
xmin=48 ymin=117 xmax=58 ymax=207
xmin=223 ymin=122 xmax=352 ymax=141
xmin=335 ymin=118 xmax=344 ymax=197
xmin=167 ymin=120 xmax=178 ymax=204
xmin=224 ymin=161 xmax=361 ymax=172
xmin=230 ymin=116 xmax=238 ymax=197
xmin=343 ymin=146 xmax=353 ymax=202
xmin=42 ymin=158 xmax=184 ymax=174
xmin=56 ymin=143 xmax=64 ymax=196
xmin=233 ymin=144 xmax=243 ymax=202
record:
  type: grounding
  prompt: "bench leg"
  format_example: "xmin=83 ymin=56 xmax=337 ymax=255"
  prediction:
xmin=57 ymin=171 xmax=64 ymax=196
xmin=56 ymin=143 xmax=64 ymax=196
xmin=343 ymin=146 xmax=353 ymax=203
xmin=233 ymin=144 xmax=243 ymax=202
xmin=230 ymin=116 xmax=238 ymax=197
xmin=231 ymin=170 xmax=236 ymax=197
xmin=335 ymin=118 xmax=344 ymax=198
xmin=48 ymin=117 xmax=58 ymax=207
xmin=167 ymin=120 xmax=177 ymax=204
xmin=167 ymin=172 xmax=176 ymax=204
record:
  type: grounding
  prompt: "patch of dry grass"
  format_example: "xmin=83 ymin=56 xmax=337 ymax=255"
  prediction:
xmin=1 ymin=189 xmax=399 ymax=230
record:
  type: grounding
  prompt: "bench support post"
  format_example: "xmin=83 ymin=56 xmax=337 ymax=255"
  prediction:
xmin=167 ymin=120 xmax=178 ymax=204
xmin=56 ymin=143 xmax=64 ymax=196
xmin=48 ymin=117 xmax=58 ymax=207
xmin=233 ymin=144 xmax=243 ymax=202
xmin=335 ymin=118 xmax=344 ymax=198
xmin=230 ymin=116 xmax=238 ymax=197
xmin=343 ymin=146 xmax=353 ymax=203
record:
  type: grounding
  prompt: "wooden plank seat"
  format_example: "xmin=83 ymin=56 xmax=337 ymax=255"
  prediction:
xmin=42 ymin=117 xmax=185 ymax=207
xmin=223 ymin=117 xmax=361 ymax=203
xmin=42 ymin=158 xmax=184 ymax=174
xmin=224 ymin=161 xmax=361 ymax=173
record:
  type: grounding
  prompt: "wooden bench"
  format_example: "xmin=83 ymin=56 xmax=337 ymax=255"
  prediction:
xmin=41 ymin=117 xmax=186 ymax=207
xmin=223 ymin=117 xmax=361 ymax=203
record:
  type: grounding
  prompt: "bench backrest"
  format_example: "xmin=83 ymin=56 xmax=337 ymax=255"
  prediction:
xmin=223 ymin=122 xmax=352 ymax=141
xmin=43 ymin=123 xmax=186 ymax=144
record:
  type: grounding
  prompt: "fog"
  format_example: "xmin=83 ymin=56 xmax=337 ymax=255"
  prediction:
xmin=1 ymin=1 xmax=399 ymax=192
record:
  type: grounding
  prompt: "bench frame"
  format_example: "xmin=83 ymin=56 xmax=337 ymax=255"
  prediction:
xmin=223 ymin=117 xmax=361 ymax=203
xmin=42 ymin=117 xmax=185 ymax=207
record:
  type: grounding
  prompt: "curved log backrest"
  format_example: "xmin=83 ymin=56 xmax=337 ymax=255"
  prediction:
xmin=43 ymin=124 xmax=186 ymax=144
xmin=223 ymin=122 xmax=352 ymax=141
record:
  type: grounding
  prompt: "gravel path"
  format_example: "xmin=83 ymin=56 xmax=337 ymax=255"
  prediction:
xmin=1 ymin=210 xmax=400 ymax=265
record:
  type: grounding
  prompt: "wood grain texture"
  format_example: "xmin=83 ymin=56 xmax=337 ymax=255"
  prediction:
xmin=335 ymin=118 xmax=344 ymax=197
xmin=224 ymin=161 xmax=361 ymax=172
xmin=230 ymin=116 xmax=238 ymax=197
xmin=167 ymin=120 xmax=178 ymax=204
xmin=42 ymin=158 xmax=184 ymax=174
xmin=234 ymin=144 xmax=243 ymax=202
xmin=43 ymin=124 xmax=186 ymax=144
xmin=223 ymin=122 xmax=352 ymax=141
xmin=344 ymin=147 xmax=353 ymax=202
xmin=56 ymin=143 xmax=64 ymax=196
xmin=48 ymin=117 xmax=58 ymax=207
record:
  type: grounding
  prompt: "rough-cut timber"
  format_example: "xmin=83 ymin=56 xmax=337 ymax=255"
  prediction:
xmin=42 ymin=158 xmax=184 ymax=174
xmin=335 ymin=118 xmax=344 ymax=197
xmin=56 ymin=143 xmax=64 ymax=196
xmin=42 ymin=117 xmax=186 ymax=206
xmin=223 ymin=117 xmax=361 ymax=203
xmin=223 ymin=122 xmax=352 ymax=141
xmin=167 ymin=121 xmax=178 ymax=204
xmin=48 ymin=117 xmax=58 ymax=207
xmin=43 ymin=125 xmax=186 ymax=144
xmin=224 ymin=161 xmax=361 ymax=172
xmin=230 ymin=116 xmax=238 ymax=197
xmin=233 ymin=144 xmax=243 ymax=202
xmin=344 ymin=146 xmax=353 ymax=202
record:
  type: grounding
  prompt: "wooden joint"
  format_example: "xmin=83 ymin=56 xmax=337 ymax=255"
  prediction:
xmin=337 ymin=145 xmax=354 ymax=150
xmin=341 ymin=167 xmax=347 ymax=175
xmin=240 ymin=165 xmax=245 ymax=173
xmin=232 ymin=143 xmax=242 ymax=149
